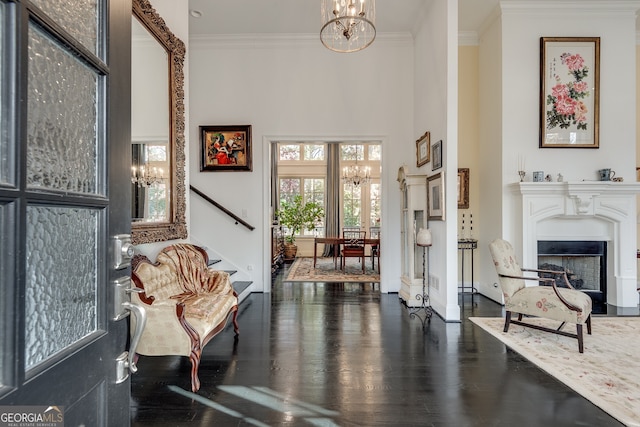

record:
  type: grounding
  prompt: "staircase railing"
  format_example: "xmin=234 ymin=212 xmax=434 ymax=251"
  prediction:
xmin=190 ymin=185 xmax=255 ymax=231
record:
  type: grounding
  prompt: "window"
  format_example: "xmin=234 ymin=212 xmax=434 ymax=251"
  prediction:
xmin=279 ymin=144 xmax=300 ymax=161
xmin=279 ymin=177 xmax=301 ymax=206
xmin=279 ymin=177 xmax=325 ymax=237
xmin=304 ymin=144 xmax=325 ymax=161
xmin=279 ymin=143 xmax=325 ymax=162
xmin=343 ymin=184 xmax=361 ymax=227
xmin=369 ymin=183 xmax=381 ymax=227
xmin=340 ymin=143 xmax=381 ymax=235
xmin=341 ymin=144 xmax=364 ymax=161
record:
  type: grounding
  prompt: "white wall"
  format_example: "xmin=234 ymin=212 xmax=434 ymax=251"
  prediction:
xmin=478 ymin=1 xmax=639 ymax=304
xmin=189 ymin=35 xmax=414 ymax=292
xmin=413 ymin=0 xmax=459 ymax=320
xmin=131 ymin=20 xmax=169 ymax=143
xmin=477 ymin=15 xmax=504 ymax=302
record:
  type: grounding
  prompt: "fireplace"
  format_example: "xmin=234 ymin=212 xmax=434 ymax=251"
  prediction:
xmin=537 ymin=240 xmax=607 ymax=313
xmin=516 ymin=181 xmax=640 ymax=309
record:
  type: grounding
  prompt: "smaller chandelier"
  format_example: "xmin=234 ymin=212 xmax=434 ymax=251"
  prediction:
xmin=343 ymin=146 xmax=371 ymax=187
xmin=131 ymin=165 xmax=165 ymax=188
xmin=343 ymin=163 xmax=371 ymax=187
xmin=321 ymin=0 xmax=376 ymax=53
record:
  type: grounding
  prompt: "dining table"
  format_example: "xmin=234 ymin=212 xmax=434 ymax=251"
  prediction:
xmin=313 ymin=237 xmax=380 ymax=272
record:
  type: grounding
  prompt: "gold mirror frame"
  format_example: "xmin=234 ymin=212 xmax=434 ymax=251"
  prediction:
xmin=131 ymin=0 xmax=187 ymax=244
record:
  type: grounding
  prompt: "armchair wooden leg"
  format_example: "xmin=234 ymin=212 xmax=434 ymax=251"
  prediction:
xmin=504 ymin=311 xmax=512 ymax=332
xmin=586 ymin=314 xmax=592 ymax=335
xmin=577 ymin=324 xmax=584 ymax=353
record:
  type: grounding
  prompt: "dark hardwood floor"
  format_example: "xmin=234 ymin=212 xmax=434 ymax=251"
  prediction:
xmin=131 ymin=264 xmax=622 ymax=426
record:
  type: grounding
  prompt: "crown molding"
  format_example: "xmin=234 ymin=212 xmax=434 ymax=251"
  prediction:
xmin=458 ymin=31 xmax=478 ymax=46
xmin=190 ymin=32 xmax=413 ymax=50
xmin=500 ymin=0 xmax=640 ymax=17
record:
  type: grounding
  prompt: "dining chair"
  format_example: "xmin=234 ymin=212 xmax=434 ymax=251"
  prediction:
xmin=341 ymin=229 xmax=366 ymax=273
xmin=369 ymin=226 xmax=380 ymax=272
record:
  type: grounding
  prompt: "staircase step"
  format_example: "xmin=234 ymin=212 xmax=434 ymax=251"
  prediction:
xmin=208 ymin=259 xmax=221 ymax=266
xmin=233 ymin=281 xmax=252 ymax=295
xmin=233 ymin=281 xmax=252 ymax=304
xmin=224 ymin=270 xmax=237 ymax=276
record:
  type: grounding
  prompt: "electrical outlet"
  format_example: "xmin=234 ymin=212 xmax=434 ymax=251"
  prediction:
xmin=247 ymin=264 xmax=253 ymax=271
xmin=429 ymin=274 xmax=439 ymax=290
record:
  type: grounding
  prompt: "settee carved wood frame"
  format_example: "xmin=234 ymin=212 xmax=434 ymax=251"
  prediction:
xmin=131 ymin=249 xmax=239 ymax=392
xmin=131 ymin=0 xmax=187 ymax=244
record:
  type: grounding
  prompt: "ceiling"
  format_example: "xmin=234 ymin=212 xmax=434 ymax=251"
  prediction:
xmin=187 ymin=0 xmax=501 ymax=36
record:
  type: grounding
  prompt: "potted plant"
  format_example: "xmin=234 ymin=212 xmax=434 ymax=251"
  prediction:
xmin=276 ymin=195 xmax=324 ymax=260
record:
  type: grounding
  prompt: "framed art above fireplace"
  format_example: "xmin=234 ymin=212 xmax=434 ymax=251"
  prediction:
xmin=540 ymin=37 xmax=600 ymax=148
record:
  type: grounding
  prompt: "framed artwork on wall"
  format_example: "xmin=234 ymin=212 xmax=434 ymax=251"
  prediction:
xmin=540 ymin=37 xmax=600 ymax=148
xmin=200 ymin=125 xmax=253 ymax=171
xmin=427 ymin=172 xmax=445 ymax=221
xmin=457 ymin=168 xmax=469 ymax=209
xmin=416 ymin=131 xmax=430 ymax=167
xmin=432 ymin=139 xmax=442 ymax=170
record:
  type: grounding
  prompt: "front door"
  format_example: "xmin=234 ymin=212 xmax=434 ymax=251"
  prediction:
xmin=0 ymin=0 xmax=132 ymax=425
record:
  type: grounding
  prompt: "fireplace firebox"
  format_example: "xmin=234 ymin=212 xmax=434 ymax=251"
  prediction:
xmin=537 ymin=240 xmax=607 ymax=314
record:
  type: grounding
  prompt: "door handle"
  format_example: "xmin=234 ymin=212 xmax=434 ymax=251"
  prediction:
xmin=113 ymin=277 xmax=147 ymax=383
xmin=122 ymin=301 xmax=146 ymax=373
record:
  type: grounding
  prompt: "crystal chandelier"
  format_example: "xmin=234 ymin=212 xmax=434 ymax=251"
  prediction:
xmin=343 ymin=146 xmax=371 ymax=187
xmin=131 ymin=165 xmax=165 ymax=187
xmin=320 ymin=0 xmax=376 ymax=53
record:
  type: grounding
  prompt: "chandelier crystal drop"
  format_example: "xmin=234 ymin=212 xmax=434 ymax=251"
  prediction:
xmin=320 ymin=0 xmax=376 ymax=53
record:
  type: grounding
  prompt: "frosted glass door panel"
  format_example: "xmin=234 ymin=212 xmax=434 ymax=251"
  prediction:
xmin=29 ymin=0 xmax=99 ymax=54
xmin=25 ymin=206 xmax=99 ymax=370
xmin=27 ymin=24 xmax=100 ymax=194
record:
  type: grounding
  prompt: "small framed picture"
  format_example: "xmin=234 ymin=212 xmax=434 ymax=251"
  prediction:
xmin=427 ymin=172 xmax=445 ymax=221
xmin=200 ymin=125 xmax=252 ymax=171
xmin=416 ymin=131 xmax=430 ymax=167
xmin=458 ymin=168 xmax=469 ymax=209
xmin=432 ymin=139 xmax=442 ymax=171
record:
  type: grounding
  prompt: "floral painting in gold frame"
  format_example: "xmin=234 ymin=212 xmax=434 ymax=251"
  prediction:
xmin=540 ymin=37 xmax=600 ymax=148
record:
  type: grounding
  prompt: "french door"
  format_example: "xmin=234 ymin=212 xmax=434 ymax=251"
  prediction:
xmin=0 ymin=0 xmax=132 ymax=425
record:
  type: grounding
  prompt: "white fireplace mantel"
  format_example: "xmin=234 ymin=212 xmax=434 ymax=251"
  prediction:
xmin=512 ymin=181 xmax=640 ymax=307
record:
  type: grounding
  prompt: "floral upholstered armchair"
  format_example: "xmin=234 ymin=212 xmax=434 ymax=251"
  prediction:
xmin=488 ymin=239 xmax=592 ymax=353
xmin=130 ymin=244 xmax=239 ymax=391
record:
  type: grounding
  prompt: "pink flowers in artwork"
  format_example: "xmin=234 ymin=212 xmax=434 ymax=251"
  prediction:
xmin=546 ymin=52 xmax=590 ymax=131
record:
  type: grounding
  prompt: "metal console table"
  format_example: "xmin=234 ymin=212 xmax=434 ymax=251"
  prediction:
xmin=458 ymin=239 xmax=478 ymax=308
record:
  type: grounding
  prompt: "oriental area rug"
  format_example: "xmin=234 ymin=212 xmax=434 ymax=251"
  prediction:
xmin=470 ymin=316 xmax=640 ymax=427
xmin=285 ymin=257 xmax=380 ymax=283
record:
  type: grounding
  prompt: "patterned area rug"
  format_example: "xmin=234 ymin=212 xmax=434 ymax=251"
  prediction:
xmin=470 ymin=316 xmax=640 ymax=427
xmin=285 ymin=257 xmax=380 ymax=283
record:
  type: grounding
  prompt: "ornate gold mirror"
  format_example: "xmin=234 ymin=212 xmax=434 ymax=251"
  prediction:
xmin=131 ymin=0 xmax=186 ymax=244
